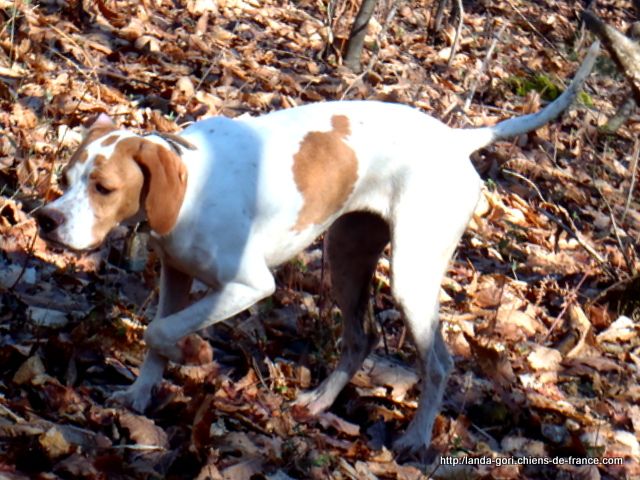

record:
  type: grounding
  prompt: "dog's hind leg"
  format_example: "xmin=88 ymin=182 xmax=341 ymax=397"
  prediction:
xmin=296 ymin=211 xmax=390 ymax=414
xmin=390 ymin=178 xmax=480 ymax=455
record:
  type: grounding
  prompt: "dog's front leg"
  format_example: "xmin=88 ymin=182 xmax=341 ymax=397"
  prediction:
xmin=111 ymin=262 xmax=193 ymax=412
xmin=143 ymin=272 xmax=275 ymax=363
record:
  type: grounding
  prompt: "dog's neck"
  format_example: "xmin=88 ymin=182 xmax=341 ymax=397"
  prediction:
xmin=142 ymin=131 xmax=197 ymax=156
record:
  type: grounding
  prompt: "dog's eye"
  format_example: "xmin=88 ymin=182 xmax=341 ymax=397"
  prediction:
xmin=95 ymin=183 xmax=114 ymax=195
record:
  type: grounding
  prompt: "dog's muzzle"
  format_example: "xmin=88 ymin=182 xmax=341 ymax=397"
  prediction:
xmin=35 ymin=207 xmax=66 ymax=237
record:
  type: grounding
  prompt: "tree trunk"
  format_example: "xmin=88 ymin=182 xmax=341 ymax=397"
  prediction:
xmin=343 ymin=0 xmax=380 ymax=73
xmin=583 ymin=10 xmax=640 ymax=105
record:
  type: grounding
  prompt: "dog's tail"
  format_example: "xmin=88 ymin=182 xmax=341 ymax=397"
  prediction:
xmin=462 ymin=41 xmax=600 ymax=153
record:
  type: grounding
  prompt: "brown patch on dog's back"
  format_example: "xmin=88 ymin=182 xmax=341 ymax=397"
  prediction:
xmin=330 ymin=115 xmax=351 ymax=137
xmin=292 ymin=115 xmax=358 ymax=231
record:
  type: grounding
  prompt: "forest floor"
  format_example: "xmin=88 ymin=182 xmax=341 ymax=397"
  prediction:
xmin=1 ymin=0 xmax=640 ymax=478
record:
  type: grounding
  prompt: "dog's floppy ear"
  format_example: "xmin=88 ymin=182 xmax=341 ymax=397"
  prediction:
xmin=134 ymin=141 xmax=188 ymax=235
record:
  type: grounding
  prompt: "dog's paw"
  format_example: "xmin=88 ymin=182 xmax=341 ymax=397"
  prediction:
xmin=293 ymin=390 xmax=333 ymax=416
xmin=392 ymin=434 xmax=421 ymax=455
xmin=392 ymin=429 xmax=436 ymax=463
xmin=109 ymin=386 xmax=152 ymax=413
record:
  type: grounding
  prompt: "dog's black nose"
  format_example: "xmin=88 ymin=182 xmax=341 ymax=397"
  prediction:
xmin=36 ymin=208 xmax=65 ymax=234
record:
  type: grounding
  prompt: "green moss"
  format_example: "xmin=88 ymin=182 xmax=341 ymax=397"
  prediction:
xmin=506 ymin=73 xmax=562 ymax=101
xmin=312 ymin=453 xmax=334 ymax=467
xmin=577 ymin=90 xmax=594 ymax=107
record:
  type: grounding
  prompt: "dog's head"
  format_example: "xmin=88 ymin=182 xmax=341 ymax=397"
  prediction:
xmin=37 ymin=114 xmax=188 ymax=251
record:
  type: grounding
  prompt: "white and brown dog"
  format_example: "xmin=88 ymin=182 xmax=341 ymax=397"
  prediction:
xmin=37 ymin=44 xmax=598 ymax=454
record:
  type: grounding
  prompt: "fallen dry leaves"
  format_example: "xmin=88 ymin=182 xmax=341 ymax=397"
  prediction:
xmin=1 ymin=0 xmax=640 ymax=478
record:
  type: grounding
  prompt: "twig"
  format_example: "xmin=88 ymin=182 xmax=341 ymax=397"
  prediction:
xmin=9 ymin=0 xmax=20 ymax=67
xmin=623 ymin=138 xmax=640 ymax=222
xmin=110 ymin=444 xmax=167 ymax=451
xmin=324 ymin=0 xmax=336 ymax=55
xmin=397 ymin=323 xmax=406 ymax=351
xmin=427 ymin=459 xmax=443 ymax=478
xmin=478 ymin=104 xmax=521 ymax=116
xmin=538 ymin=208 xmax=608 ymax=268
xmin=594 ymin=182 xmax=636 ymax=276
xmin=590 ymin=270 xmax=640 ymax=306
xmin=504 ymin=0 xmax=569 ymax=65
xmin=502 ymin=168 xmax=546 ymax=202
xmin=471 ymin=423 xmax=500 ymax=445
xmin=447 ymin=0 xmax=464 ymax=67
xmin=574 ymin=9 xmax=589 ymax=52
xmin=551 ymin=129 xmax=559 ymax=165
xmin=0 ymin=402 xmax=26 ymax=423
xmin=503 ymin=169 xmax=609 ymax=268
xmin=193 ymin=52 xmax=223 ymax=101
xmin=464 ymin=22 xmax=507 ymax=110
xmin=42 ymin=20 xmax=96 ymax=69
xmin=45 ymin=45 xmax=156 ymax=89
xmin=543 ymin=271 xmax=589 ymax=341
xmin=44 ymin=46 xmax=94 ymax=83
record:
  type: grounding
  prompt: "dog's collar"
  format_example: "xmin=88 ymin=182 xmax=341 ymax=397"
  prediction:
xmin=142 ymin=131 xmax=197 ymax=156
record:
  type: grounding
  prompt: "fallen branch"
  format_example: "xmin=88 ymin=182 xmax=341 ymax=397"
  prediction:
xmin=583 ymin=10 xmax=640 ymax=104
xmin=601 ymin=94 xmax=636 ymax=133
